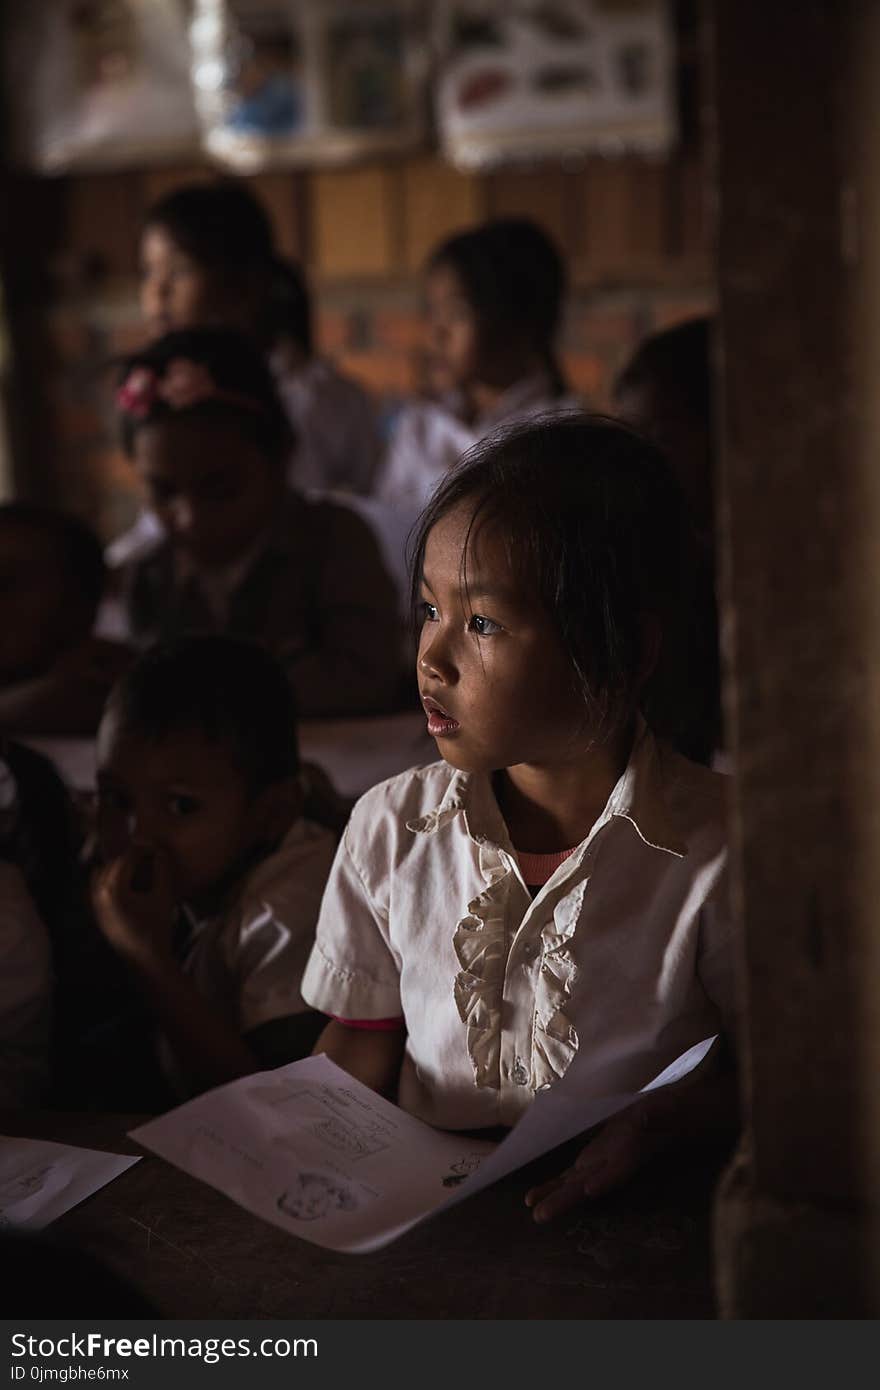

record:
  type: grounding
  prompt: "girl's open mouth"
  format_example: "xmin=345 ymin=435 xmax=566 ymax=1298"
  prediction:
xmin=422 ymin=695 xmax=461 ymax=738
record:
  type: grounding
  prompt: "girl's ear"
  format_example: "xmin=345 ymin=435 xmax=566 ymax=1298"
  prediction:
xmin=252 ymin=775 xmax=302 ymax=844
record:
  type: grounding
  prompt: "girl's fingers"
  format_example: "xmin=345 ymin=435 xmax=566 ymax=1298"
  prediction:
xmin=525 ymin=1148 xmax=616 ymax=1223
xmin=524 ymin=1179 xmax=558 ymax=1209
xmin=524 ymin=1163 xmax=577 ymax=1207
xmin=529 ymin=1174 xmax=589 ymax=1224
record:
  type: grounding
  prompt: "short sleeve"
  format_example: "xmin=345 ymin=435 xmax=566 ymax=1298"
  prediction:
xmin=696 ymin=863 xmax=741 ymax=1053
xmin=233 ymin=906 xmax=316 ymax=1033
xmin=224 ymin=824 xmax=337 ymax=1033
xmin=300 ymin=826 xmax=402 ymax=1019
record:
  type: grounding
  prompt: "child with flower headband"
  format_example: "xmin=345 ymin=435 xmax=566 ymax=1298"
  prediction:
xmin=115 ymin=327 xmax=399 ymax=717
xmin=139 ymin=182 xmax=381 ymax=496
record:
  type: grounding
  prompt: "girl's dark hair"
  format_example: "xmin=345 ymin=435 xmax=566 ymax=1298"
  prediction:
xmin=144 ymin=181 xmax=313 ymax=358
xmin=261 ymin=257 xmax=314 ymax=358
xmin=428 ymin=218 xmax=567 ymax=394
xmin=0 ymin=502 xmax=106 ymax=615
xmin=117 ymin=326 xmax=293 ymax=461
xmin=409 ymin=413 xmax=717 ymax=758
xmin=104 ymin=636 xmax=299 ymax=792
xmin=614 ymin=317 xmax=713 ymax=434
xmin=144 ymin=181 xmax=275 ymax=274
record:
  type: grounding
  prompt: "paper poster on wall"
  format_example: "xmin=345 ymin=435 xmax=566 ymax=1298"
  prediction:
xmin=434 ymin=0 xmax=676 ymax=170
xmin=191 ymin=0 xmax=429 ymax=170
xmin=4 ymin=0 xmax=200 ymax=172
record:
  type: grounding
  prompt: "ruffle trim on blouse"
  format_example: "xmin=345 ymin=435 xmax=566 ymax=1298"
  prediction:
xmin=405 ymin=786 xmax=466 ymax=838
xmin=531 ymin=878 xmax=585 ymax=1090
xmin=452 ymin=843 xmax=511 ymax=1089
xmin=452 ymin=852 xmax=585 ymax=1093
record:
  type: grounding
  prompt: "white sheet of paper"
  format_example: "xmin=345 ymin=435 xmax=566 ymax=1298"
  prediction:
xmin=131 ymin=1036 xmax=716 ymax=1253
xmin=0 ymin=1136 xmax=140 ymax=1232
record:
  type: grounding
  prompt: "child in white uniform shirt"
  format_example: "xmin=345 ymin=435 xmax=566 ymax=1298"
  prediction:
xmin=377 ymin=218 xmax=581 ymax=520
xmin=91 ymin=636 xmax=336 ymax=1102
xmin=303 ymin=416 xmax=739 ymax=1223
xmin=367 ymin=218 xmax=581 ymax=603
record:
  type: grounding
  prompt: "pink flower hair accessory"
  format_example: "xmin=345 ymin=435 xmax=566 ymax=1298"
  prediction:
xmin=117 ymin=356 xmax=265 ymax=420
xmin=116 ymin=367 xmax=159 ymax=419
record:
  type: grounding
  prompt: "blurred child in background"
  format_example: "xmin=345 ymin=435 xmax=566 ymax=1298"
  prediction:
xmin=378 ymin=217 xmax=581 ymax=518
xmin=612 ymin=318 xmax=715 ymax=553
xmin=89 ymin=636 xmax=337 ymax=1104
xmin=0 ymin=739 xmax=87 ymax=1106
xmin=613 ymin=318 xmax=722 ymax=763
xmin=0 ymin=503 xmax=129 ymax=735
xmin=115 ymin=327 xmax=399 ymax=717
xmin=138 ymin=182 xmax=378 ymax=493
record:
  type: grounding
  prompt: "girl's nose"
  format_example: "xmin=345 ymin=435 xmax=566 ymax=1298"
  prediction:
xmin=418 ymin=632 xmax=457 ymax=684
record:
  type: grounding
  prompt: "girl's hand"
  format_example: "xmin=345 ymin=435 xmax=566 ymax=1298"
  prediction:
xmin=525 ymin=1099 xmax=661 ymax=1224
xmin=91 ymin=847 xmax=176 ymax=968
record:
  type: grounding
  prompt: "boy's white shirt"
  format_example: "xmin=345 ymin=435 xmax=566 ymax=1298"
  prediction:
xmin=158 ymin=817 xmax=336 ymax=1098
xmin=301 ymin=726 xmax=736 ymax=1131
xmin=0 ymin=862 xmax=52 ymax=1107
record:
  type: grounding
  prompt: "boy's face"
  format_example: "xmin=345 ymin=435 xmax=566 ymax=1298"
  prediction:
xmin=96 ymin=715 xmax=271 ymax=910
xmin=0 ymin=523 xmax=87 ymax=682
xmin=417 ymin=503 xmax=594 ymax=775
xmin=134 ymin=415 xmax=282 ymax=569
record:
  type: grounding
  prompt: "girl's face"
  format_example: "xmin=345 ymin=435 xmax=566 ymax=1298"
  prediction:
xmin=417 ymin=502 xmax=594 ymax=774
xmin=134 ymin=414 xmax=282 ymax=569
xmin=140 ymin=225 xmax=216 ymax=338
xmin=96 ymin=716 xmax=275 ymax=909
xmin=423 ymin=264 xmax=481 ymax=395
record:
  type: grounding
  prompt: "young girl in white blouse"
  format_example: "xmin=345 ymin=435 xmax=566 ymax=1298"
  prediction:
xmin=302 ymin=415 xmax=738 ymax=1222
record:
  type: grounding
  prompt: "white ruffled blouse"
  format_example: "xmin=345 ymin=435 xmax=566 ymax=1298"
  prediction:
xmin=301 ymin=728 xmax=736 ymax=1131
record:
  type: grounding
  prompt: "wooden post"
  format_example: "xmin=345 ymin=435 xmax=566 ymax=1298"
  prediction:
xmin=712 ymin=0 xmax=880 ymax=1315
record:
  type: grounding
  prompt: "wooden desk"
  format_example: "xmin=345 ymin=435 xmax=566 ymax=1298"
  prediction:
xmin=3 ymin=1112 xmax=723 ymax=1319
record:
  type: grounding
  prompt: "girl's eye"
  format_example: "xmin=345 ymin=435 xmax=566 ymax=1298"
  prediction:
xmin=469 ymin=614 xmax=502 ymax=636
xmin=168 ymin=794 xmax=199 ymax=818
xmin=420 ymin=600 xmax=439 ymax=623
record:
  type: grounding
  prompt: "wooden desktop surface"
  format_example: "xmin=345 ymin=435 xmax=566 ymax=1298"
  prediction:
xmin=3 ymin=1110 xmax=723 ymax=1319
